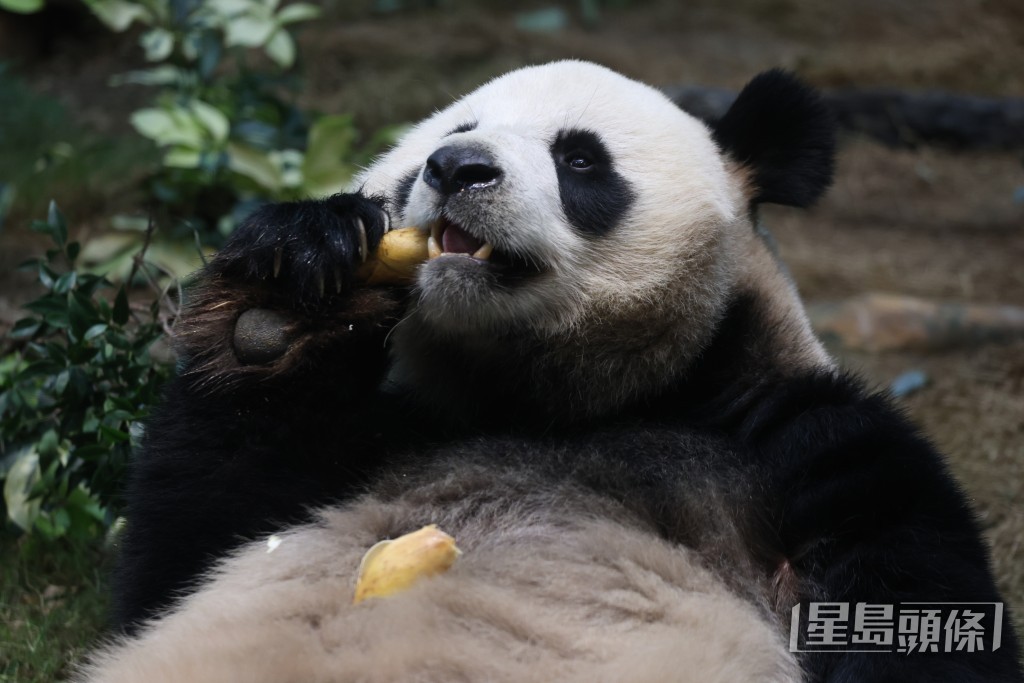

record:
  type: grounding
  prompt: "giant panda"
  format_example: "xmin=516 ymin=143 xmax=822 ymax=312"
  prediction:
xmin=79 ymin=61 xmax=1022 ymax=682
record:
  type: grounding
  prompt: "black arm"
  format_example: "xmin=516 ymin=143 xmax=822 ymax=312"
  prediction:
xmin=741 ymin=373 xmax=1022 ymax=681
xmin=111 ymin=194 xmax=404 ymax=631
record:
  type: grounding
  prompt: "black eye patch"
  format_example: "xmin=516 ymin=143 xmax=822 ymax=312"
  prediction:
xmin=444 ymin=121 xmax=478 ymax=137
xmin=393 ymin=168 xmax=419 ymax=216
xmin=550 ymin=129 xmax=635 ymax=236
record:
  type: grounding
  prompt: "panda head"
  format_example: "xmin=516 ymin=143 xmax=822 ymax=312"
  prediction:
xmin=353 ymin=61 xmax=835 ymax=415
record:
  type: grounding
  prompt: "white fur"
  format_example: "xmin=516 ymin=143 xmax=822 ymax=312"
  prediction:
xmin=80 ymin=482 xmax=799 ymax=683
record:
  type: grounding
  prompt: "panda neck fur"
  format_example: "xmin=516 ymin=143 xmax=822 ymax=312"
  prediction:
xmin=389 ymin=226 xmax=833 ymax=427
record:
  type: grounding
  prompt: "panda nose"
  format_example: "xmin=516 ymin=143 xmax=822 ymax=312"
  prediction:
xmin=423 ymin=145 xmax=503 ymax=196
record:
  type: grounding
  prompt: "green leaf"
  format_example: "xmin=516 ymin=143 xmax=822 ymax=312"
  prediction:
xmin=53 ymin=271 xmax=77 ymax=295
xmin=67 ymin=484 xmax=107 ymax=520
xmin=69 ymin=290 xmax=100 ymax=339
xmin=9 ymin=318 xmax=41 ymax=339
xmin=190 ymin=100 xmax=230 ymax=143
xmin=130 ymin=108 xmax=178 ymax=143
xmin=84 ymin=323 xmax=109 ymax=341
xmin=113 ymin=286 xmax=130 ymax=325
xmin=224 ymin=15 xmax=277 ymax=47
xmin=227 ymin=142 xmax=282 ymax=191
xmin=0 ymin=0 xmax=44 ymax=14
xmin=140 ymin=27 xmax=175 ymax=62
xmin=164 ymin=146 xmax=203 ymax=168
xmin=110 ymin=65 xmax=188 ymax=87
xmin=263 ymin=28 xmax=295 ymax=68
xmin=3 ymin=446 xmax=41 ymax=532
xmin=37 ymin=262 xmax=56 ymax=288
xmin=276 ymin=2 xmax=319 ymax=24
xmin=53 ymin=369 xmax=70 ymax=394
xmin=206 ymin=0 xmax=253 ymax=16
xmin=98 ymin=424 xmax=130 ymax=443
xmin=34 ymin=507 xmax=71 ymax=539
xmin=0 ymin=182 xmax=15 ymax=232
xmin=302 ymin=115 xmax=357 ymax=196
xmin=37 ymin=429 xmax=59 ymax=457
xmin=23 ymin=297 xmax=67 ymax=318
xmin=47 ymin=201 xmax=68 ymax=247
xmin=131 ymin=107 xmax=205 ymax=148
xmin=85 ymin=0 xmax=153 ymax=31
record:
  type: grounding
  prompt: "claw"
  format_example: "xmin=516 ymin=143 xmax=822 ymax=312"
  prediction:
xmin=334 ymin=266 xmax=343 ymax=294
xmin=273 ymin=248 xmax=283 ymax=278
xmin=316 ymin=271 xmax=325 ymax=298
xmin=357 ymin=218 xmax=369 ymax=264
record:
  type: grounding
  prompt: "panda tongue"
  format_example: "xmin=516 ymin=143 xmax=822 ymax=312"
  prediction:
xmin=442 ymin=222 xmax=485 ymax=255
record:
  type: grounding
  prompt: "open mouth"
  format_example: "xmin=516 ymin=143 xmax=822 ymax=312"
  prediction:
xmin=427 ymin=218 xmax=494 ymax=261
xmin=426 ymin=217 xmax=539 ymax=276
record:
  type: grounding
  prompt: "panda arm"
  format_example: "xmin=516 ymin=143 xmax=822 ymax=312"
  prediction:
xmin=111 ymin=194 xmax=409 ymax=631
xmin=739 ymin=374 xmax=1023 ymax=681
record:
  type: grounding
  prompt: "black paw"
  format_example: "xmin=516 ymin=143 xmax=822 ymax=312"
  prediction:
xmin=212 ymin=194 xmax=389 ymax=308
xmin=232 ymin=308 xmax=295 ymax=365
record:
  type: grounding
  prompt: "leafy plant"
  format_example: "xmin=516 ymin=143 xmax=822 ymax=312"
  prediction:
xmin=0 ymin=0 xmax=44 ymax=13
xmin=85 ymin=0 xmax=394 ymax=242
xmin=1 ymin=204 xmax=175 ymax=540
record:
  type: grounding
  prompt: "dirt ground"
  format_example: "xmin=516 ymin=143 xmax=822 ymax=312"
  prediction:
xmin=2 ymin=0 xmax=1023 ymax=637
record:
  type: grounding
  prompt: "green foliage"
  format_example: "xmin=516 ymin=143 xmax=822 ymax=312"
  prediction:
xmin=86 ymin=0 xmax=397 ymax=241
xmin=0 ymin=0 xmax=404 ymax=542
xmin=1 ymin=203 xmax=174 ymax=541
xmin=0 ymin=0 xmax=44 ymax=13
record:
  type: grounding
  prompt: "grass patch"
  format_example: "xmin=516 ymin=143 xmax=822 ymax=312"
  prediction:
xmin=0 ymin=531 xmax=110 ymax=683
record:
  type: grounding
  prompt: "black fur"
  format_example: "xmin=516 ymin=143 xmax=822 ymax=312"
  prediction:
xmin=112 ymin=197 xmax=1023 ymax=681
xmin=213 ymin=193 xmax=389 ymax=310
xmin=393 ymin=169 xmax=419 ymax=216
xmin=444 ymin=121 xmax=478 ymax=137
xmin=711 ymin=69 xmax=836 ymax=208
xmin=551 ymin=128 xmax=636 ymax=236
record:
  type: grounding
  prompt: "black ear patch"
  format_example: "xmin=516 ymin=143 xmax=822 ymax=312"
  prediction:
xmin=711 ymin=69 xmax=836 ymax=208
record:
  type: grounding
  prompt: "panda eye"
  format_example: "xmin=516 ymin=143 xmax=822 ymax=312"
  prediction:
xmin=565 ymin=152 xmax=594 ymax=172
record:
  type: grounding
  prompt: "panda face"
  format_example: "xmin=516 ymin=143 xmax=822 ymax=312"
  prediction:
xmin=354 ymin=61 xmax=743 ymax=337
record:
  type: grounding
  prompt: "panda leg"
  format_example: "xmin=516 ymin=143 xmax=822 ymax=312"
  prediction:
xmin=111 ymin=194 xmax=406 ymax=632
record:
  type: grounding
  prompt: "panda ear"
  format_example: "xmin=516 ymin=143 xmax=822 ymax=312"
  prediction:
xmin=711 ymin=69 xmax=836 ymax=208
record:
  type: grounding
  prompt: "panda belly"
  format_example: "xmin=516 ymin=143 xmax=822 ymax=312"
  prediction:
xmin=80 ymin=450 xmax=798 ymax=683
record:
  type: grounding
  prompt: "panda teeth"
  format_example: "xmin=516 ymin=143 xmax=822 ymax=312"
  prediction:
xmin=427 ymin=234 xmax=443 ymax=259
xmin=427 ymin=220 xmax=494 ymax=261
xmin=472 ymin=242 xmax=494 ymax=260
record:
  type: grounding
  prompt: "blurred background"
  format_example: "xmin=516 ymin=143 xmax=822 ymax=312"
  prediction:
xmin=0 ymin=1 xmax=1022 ymax=680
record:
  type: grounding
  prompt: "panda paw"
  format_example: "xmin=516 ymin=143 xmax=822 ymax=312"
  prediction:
xmin=176 ymin=194 xmax=403 ymax=377
xmin=211 ymin=193 xmax=389 ymax=310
